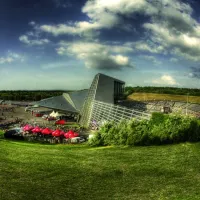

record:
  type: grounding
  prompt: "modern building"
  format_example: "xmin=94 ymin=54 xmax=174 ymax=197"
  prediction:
xmin=36 ymin=73 xmax=125 ymax=127
xmin=79 ymin=73 xmax=125 ymax=126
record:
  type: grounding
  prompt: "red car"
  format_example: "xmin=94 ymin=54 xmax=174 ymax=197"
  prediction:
xmin=55 ymin=119 xmax=66 ymax=125
xmin=47 ymin=116 xmax=56 ymax=121
xmin=35 ymin=113 xmax=43 ymax=117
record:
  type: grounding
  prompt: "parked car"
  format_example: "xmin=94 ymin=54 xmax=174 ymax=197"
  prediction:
xmin=4 ymin=127 xmax=24 ymax=140
xmin=25 ymin=107 xmax=32 ymax=112
xmin=42 ymin=115 xmax=49 ymax=119
xmin=47 ymin=116 xmax=56 ymax=121
xmin=35 ymin=113 xmax=43 ymax=117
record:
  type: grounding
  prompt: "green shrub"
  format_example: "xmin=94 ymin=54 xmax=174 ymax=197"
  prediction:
xmin=0 ymin=130 xmax=4 ymax=139
xmin=88 ymin=114 xmax=200 ymax=147
xmin=150 ymin=112 xmax=167 ymax=126
xmin=88 ymin=131 xmax=104 ymax=147
xmin=133 ymin=120 xmax=150 ymax=145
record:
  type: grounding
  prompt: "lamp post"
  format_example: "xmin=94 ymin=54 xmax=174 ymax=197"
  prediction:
xmin=186 ymin=93 xmax=189 ymax=115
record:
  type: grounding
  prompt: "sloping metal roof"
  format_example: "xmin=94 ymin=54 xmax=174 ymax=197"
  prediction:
xmin=68 ymin=90 xmax=88 ymax=111
xmin=37 ymin=95 xmax=77 ymax=113
xmin=97 ymin=73 xmax=125 ymax=84
xmin=35 ymin=91 xmax=88 ymax=113
xmin=62 ymin=93 xmax=76 ymax=109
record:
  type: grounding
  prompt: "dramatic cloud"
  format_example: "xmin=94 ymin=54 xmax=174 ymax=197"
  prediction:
xmin=152 ymin=75 xmax=179 ymax=85
xmin=144 ymin=22 xmax=200 ymax=61
xmin=189 ymin=67 xmax=200 ymax=79
xmin=18 ymin=0 xmax=200 ymax=80
xmin=19 ymin=35 xmax=50 ymax=46
xmin=38 ymin=0 xmax=200 ymax=62
xmin=37 ymin=0 xmax=151 ymax=36
xmin=56 ymin=41 xmax=134 ymax=70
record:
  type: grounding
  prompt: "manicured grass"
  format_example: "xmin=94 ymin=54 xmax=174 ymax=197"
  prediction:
xmin=1 ymin=138 xmax=200 ymax=199
xmin=128 ymin=92 xmax=200 ymax=104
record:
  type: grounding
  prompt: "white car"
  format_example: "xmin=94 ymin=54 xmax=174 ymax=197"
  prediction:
xmin=42 ymin=115 xmax=48 ymax=119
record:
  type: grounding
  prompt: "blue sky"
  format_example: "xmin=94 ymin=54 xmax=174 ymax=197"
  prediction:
xmin=0 ymin=0 xmax=200 ymax=90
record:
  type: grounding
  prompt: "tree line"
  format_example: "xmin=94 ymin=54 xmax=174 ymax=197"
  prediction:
xmin=0 ymin=90 xmax=69 ymax=101
xmin=0 ymin=87 xmax=199 ymax=101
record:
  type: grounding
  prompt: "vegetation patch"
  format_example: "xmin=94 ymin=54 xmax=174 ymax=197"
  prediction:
xmin=88 ymin=113 xmax=200 ymax=147
xmin=0 ymin=129 xmax=4 ymax=139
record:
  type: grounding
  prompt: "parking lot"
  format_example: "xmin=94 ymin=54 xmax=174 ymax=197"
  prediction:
xmin=0 ymin=105 xmax=80 ymax=128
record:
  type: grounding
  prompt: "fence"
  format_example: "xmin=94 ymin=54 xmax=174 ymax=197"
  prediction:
xmin=89 ymin=100 xmax=151 ymax=128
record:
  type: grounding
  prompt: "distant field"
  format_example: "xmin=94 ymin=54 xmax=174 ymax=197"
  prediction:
xmin=128 ymin=93 xmax=200 ymax=104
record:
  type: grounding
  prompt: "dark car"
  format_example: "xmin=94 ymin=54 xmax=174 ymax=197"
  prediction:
xmin=4 ymin=128 xmax=24 ymax=140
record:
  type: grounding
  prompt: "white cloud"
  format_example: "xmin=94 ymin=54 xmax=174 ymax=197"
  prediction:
xmin=20 ymin=0 xmax=200 ymax=63
xmin=19 ymin=35 xmax=50 ymax=46
xmin=8 ymin=51 xmax=25 ymax=62
xmin=152 ymin=75 xmax=179 ymax=85
xmin=141 ymin=55 xmax=162 ymax=65
xmin=0 ymin=51 xmax=25 ymax=65
xmin=170 ymin=57 xmax=178 ymax=63
xmin=0 ymin=57 xmax=14 ymax=64
xmin=126 ymin=41 xmax=166 ymax=54
xmin=41 ymin=62 xmax=68 ymax=69
xmin=29 ymin=21 xmax=36 ymax=26
xmin=38 ymin=0 xmax=156 ymax=36
xmin=144 ymin=22 xmax=200 ymax=61
xmin=136 ymin=43 xmax=165 ymax=54
xmin=56 ymin=41 xmax=134 ymax=70
xmin=82 ymin=0 xmax=200 ymax=61
xmin=39 ymin=23 xmax=95 ymax=37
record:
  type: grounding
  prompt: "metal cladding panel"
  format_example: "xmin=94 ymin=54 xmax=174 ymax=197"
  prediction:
xmin=68 ymin=90 xmax=88 ymax=111
xmin=37 ymin=95 xmax=77 ymax=113
xmin=62 ymin=93 xmax=76 ymax=109
xmin=94 ymin=74 xmax=115 ymax=104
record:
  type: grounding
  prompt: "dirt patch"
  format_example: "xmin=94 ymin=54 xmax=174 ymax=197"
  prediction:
xmin=0 ymin=106 xmax=56 ymax=127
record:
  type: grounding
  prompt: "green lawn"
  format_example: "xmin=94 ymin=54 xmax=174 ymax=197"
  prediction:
xmin=1 ymin=137 xmax=200 ymax=199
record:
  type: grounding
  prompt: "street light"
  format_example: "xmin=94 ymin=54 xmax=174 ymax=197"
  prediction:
xmin=186 ymin=93 xmax=189 ymax=115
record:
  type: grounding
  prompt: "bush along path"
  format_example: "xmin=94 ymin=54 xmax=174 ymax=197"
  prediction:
xmin=88 ymin=112 xmax=200 ymax=147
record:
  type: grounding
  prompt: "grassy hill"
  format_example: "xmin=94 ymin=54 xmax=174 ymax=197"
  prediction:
xmin=128 ymin=92 xmax=200 ymax=104
xmin=1 ymin=137 xmax=200 ymax=199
